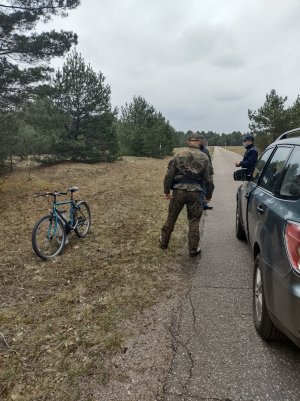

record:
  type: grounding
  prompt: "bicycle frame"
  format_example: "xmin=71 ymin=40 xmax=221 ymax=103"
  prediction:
xmin=49 ymin=191 xmax=78 ymax=235
xmin=53 ymin=200 xmax=75 ymax=231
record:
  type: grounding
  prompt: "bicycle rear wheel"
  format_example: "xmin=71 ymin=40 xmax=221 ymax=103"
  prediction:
xmin=74 ymin=201 xmax=91 ymax=238
xmin=32 ymin=214 xmax=66 ymax=260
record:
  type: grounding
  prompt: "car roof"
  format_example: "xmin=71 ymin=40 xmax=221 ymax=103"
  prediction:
xmin=272 ymin=138 xmax=300 ymax=146
xmin=269 ymin=128 xmax=300 ymax=147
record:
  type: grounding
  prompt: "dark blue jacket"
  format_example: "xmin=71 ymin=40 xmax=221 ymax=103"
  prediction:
xmin=199 ymin=145 xmax=212 ymax=164
xmin=240 ymin=144 xmax=258 ymax=175
xmin=199 ymin=145 xmax=214 ymax=174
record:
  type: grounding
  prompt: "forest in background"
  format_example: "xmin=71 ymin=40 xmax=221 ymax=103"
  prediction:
xmin=1 ymin=1 xmax=300 ymax=171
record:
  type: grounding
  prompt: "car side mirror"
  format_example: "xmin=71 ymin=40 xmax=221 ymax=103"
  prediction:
xmin=233 ymin=168 xmax=248 ymax=181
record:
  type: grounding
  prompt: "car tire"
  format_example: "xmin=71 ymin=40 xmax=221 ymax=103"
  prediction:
xmin=253 ymin=254 xmax=282 ymax=341
xmin=236 ymin=203 xmax=246 ymax=240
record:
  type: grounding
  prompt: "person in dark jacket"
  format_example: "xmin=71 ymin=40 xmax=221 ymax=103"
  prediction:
xmin=235 ymin=134 xmax=258 ymax=176
xmin=199 ymin=136 xmax=214 ymax=209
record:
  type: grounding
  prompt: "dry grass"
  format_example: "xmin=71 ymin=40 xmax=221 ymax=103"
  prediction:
xmin=223 ymin=146 xmax=245 ymax=156
xmin=0 ymin=156 xmax=188 ymax=400
xmin=208 ymin=146 xmax=214 ymax=156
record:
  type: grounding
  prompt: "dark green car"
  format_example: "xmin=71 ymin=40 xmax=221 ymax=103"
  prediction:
xmin=234 ymin=128 xmax=300 ymax=347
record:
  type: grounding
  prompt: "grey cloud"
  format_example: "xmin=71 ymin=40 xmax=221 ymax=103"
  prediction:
xmin=172 ymin=23 xmax=245 ymax=69
xmin=216 ymin=92 xmax=246 ymax=102
xmin=211 ymin=52 xmax=244 ymax=68
xmin=43 ymin=0 xmax=300 ymax=133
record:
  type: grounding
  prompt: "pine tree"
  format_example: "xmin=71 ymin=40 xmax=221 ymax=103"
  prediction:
xmin=0 ymin=112 xmax=19 ymax=168
xmin=118 ymin=96 xmax=174 ymax=158
xmin=290 ymin=96 xmax=300 ymax=129
xmin=248 ymin=89 xmax=291 ymax=148
xmin=0 ymin=0 xmax=79 ymax=110
xmin=19 ymin=97 xmax=70 ymax=158
xmin=52 ymin=50 xmax=117 ymax=162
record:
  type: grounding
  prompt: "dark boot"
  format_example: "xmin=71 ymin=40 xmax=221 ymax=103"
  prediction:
xmin=159 ymin=236 xmax=168 ymax=250
xmin=189 ymin=249 xmax=201 ymax=257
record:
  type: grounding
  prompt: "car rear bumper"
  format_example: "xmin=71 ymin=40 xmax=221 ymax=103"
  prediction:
xmin=263 ymin=258 xmax=300 ymax=346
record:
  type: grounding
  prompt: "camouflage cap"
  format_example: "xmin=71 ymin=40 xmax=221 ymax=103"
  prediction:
xmin=187 ymin=132 xmax=202 ymax=141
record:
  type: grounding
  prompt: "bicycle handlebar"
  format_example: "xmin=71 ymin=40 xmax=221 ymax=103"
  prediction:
xmin=34 ymin=187 xmax=79 ymax=198
xmin=34 ymin=191 xmax=68 ymax=198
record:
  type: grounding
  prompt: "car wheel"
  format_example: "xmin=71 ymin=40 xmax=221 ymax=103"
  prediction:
xmin=253 ymin=254 xmax=282 ymax=341
xmin=236 ymin=203 xmax=246 ymax=240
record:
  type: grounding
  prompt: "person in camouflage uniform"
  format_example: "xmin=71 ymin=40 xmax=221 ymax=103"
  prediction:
xmin=159 ymin=132 xmax=212 ymax=257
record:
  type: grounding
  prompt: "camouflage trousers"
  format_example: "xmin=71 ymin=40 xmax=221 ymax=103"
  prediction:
xmin=161 ymin=189 xmax=203 ymax=252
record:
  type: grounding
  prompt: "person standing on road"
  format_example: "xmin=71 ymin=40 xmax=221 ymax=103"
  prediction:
xmin=159 ymin=132 xmax=212 ymax=257
xmin=235 ymin=134 xmax=258 ymax=176
xmin=198 ymin=135 xmax=214 ymax=210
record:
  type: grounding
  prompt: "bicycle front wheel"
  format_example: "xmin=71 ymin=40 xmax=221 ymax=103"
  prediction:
xmin=74 ymin=201 xmax=91 ymax=238
xmin=32 ymin=215 xmax=66 ymax=260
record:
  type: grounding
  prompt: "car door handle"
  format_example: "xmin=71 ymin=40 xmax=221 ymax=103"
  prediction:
xmin=256 ymin=205 xmax=264 ymax=214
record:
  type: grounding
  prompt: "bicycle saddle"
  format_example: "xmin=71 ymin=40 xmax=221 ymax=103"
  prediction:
xmin=68 ymin=186 xmax=79 ymax=192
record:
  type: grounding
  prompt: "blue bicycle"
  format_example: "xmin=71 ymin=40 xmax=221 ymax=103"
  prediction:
xmin=32 ymin=186 xmax=91 ymax=260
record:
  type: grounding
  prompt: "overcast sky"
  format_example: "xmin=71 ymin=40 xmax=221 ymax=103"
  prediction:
xmin=46 ymin=0 xmax=300 ymax=133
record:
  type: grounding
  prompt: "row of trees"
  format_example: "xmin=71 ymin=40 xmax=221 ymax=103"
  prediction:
xmin=183 ymin=89 xmax=300 ymax=150
xmin=5 ymin=84 xmax=300 ymax=169
xmin=184 ymin=130 xmax=244 ymax=147
xmin=1 ymin=2 xmax=300 ymax=169
xmin=0 ymin=50 xmax=117 ymax=166
xmin=1 ymin=50 xmax=180 ymax=167
xmin=0 ymin=1 xmax=180 ymax=169
xmin=0 ymin=0 xmax=79 ymax=167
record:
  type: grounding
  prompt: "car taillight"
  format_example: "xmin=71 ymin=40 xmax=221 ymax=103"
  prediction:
xmin=285 ymin=221 xmax=300 ymax=274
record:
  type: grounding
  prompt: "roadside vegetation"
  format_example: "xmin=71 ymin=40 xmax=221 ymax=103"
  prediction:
xmin=222 ymin=146 xmax=245 ymax=156
xmin=0 ymin=156 xmax=188 ymax=400
xmin=208 ymin=146 xmax=215 ymax=157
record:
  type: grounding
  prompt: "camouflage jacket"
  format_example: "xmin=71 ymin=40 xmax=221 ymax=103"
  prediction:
xmin=164 ymin=146 xmax=211 ymax=196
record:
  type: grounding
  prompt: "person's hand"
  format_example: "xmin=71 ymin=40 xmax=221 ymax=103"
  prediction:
xmin=235 ymin=161 xmax=240 ymax=167
xmin=163 ymin=193 xmax=172 ymax=200
xmin=205 ymin=197 xmax=211 ymax=203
